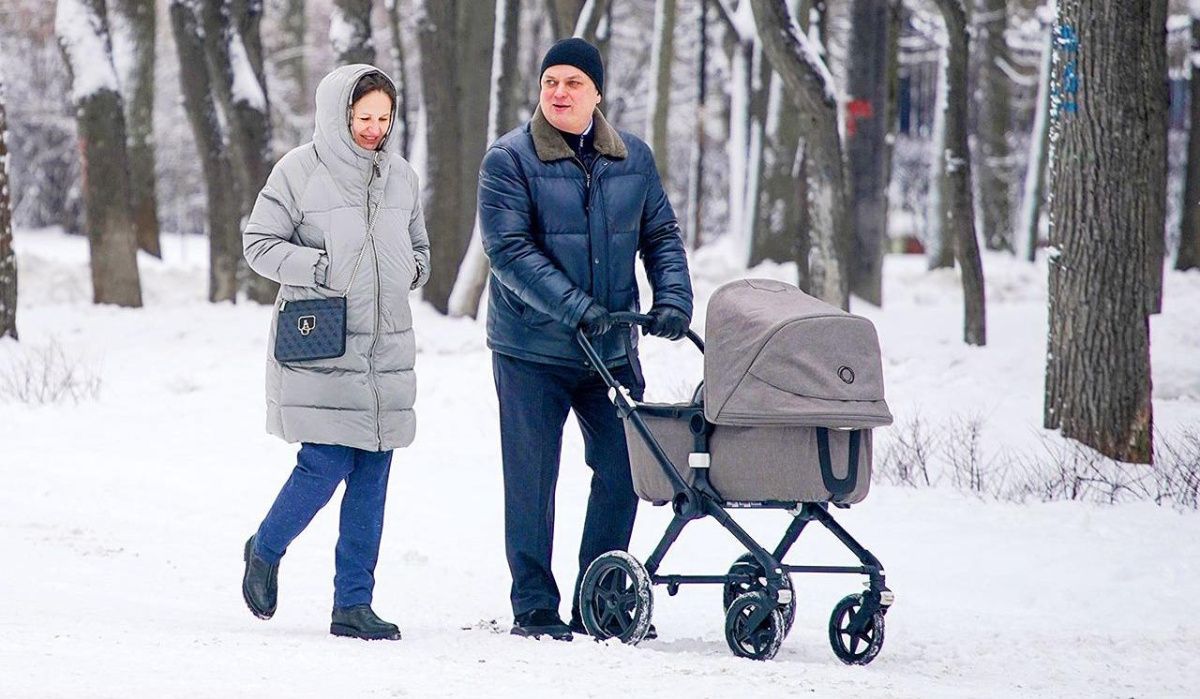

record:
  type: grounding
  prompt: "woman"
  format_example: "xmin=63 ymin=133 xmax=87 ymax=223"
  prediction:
xmin=240 ymin=65 xmax=429 ymax=641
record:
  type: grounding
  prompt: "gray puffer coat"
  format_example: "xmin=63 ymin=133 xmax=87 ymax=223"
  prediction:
xmin=243 ymin=64 xmax=430 ymax=452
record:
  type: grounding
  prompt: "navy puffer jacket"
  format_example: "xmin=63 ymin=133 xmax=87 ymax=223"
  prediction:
xmin=478 ymin=107 xmax=693 ymax=367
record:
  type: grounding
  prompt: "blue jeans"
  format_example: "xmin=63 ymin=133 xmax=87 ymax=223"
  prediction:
xmin=492 ymin=353 xmax=644 ymax=618
xmin=253 ymin=443 xmax=393 ymax=609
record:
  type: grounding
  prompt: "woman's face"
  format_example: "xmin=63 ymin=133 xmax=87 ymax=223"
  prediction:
xmin=350 ymin=90 xmax=392 ymax=150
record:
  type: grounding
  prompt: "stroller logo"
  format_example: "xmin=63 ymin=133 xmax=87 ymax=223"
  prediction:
xmin=298 ymin=315 xmax=317 ymax=336
xmin=837 ymin=366 xmax=855 ymax=384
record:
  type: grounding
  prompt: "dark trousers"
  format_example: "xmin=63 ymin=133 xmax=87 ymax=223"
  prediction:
xmin=253 ymin=443 xmax=393 ymax=609
xmin=492 ymin=352 xmax=645 ymax=617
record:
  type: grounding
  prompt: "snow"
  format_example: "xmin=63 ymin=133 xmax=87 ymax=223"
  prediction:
xmin=2 ymin=228 xmax=1200 ymax=696
xmin=54 ymin=0 xmax=120 ymax=104
xmin=228 ymin=31 xmax=266 ymax=113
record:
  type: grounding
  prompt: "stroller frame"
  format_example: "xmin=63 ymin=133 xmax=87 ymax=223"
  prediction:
xmin=576 ymin=313 xmax=893 ymax=662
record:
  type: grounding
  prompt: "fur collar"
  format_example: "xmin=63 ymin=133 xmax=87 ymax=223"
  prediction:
xmin=530 ymin=106 xmax=628 ymax=162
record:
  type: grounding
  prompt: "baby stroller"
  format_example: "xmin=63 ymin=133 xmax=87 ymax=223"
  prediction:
xmin=576 ymin=279 xmax=895 ymax=662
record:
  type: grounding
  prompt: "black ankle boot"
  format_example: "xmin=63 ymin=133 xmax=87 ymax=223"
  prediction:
xmin=511 ymin=609 xmax=573 ymax=641
xmin=330 ymin=605 xmax=402 ymax=641
xmin=242 ymin=536 xmax=278 ymax=620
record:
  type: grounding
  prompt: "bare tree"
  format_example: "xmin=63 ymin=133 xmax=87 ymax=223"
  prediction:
xmin=748 ymin=0 xmax=806 ymax=282
xmin=646 ymin=0 xmax=677 ymax=186
xmin=418 ymin=0 xmax=496 ymax=313
xmin=1178 ymin=7 xmax=1200 ymax=272
xmin=111 ymin=0 xmax=160 ymax=258
xmin=332 ymin=0 xmax=375 ymax=65
xmin=844 ymin=0 xmax=891 ymax=306
xmin=0 ymin=76 xmax=16 ymax=340
xmin=55 ymin=0 xmax=142 ymax=308
xmin=276 ymin=0 xmax=307 ymax=114
xmin=972 ymin=0 xmax=1013 ymax=253
xmin=448 ymin=0 xmax=522 ymax=318
xmin=170 ymin=0 xmax=241 ymax=302
xmin=1017 ymin=22 xmax=1052 ymax=263
xmin=930 ymin=0 xmax=986 ymax=346
xmin=201 ymin=0 xmax=277 ymax=303
xmin=548 ymin=0 xmax=585 ymax=37
xmin=1045 ymin=0 xmax=1167 ymax=464
xmin=685 ymin=0 xmax=710 ymax=249
xmin=384 ymin=0 xmax=412 ymax=158
xmin=749 ymin=0 xmax=848 ymax=309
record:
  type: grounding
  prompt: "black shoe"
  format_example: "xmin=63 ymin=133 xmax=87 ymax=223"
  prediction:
xmin=569 ymin=610 xmax=658 ymax=640
xmin=330 ymin=605 xmax=402 ymax=641
xmin=242 ymin=536 xmax=278 ymax=620
xmin=511 ymin=609 xmax=573 ymax=641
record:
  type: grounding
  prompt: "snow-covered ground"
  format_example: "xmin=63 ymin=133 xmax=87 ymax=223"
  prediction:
xmin=2 ymin=228 xmax=1198 ymax=698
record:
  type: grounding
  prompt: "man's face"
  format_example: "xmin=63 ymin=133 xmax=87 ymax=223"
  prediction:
xmin=539 ymin=65 xmax=601 ymax=135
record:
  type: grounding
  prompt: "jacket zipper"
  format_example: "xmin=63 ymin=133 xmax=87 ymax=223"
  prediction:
xmin=367 ymin=151 xmax=383 ymax=450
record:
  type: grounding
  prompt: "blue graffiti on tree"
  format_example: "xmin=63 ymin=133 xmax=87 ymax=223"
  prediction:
xmin=1054 ymin=24 xmax=1080 ymax=115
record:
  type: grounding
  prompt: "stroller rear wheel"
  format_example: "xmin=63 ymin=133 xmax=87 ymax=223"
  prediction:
xmin=724 ymin=592 xmax=786 ymax=661
xmin=578 ymin=551 xmax=654 ymax=644
xmin=828 ymin=593 xmax=885 ymax=665
xmin=722 ymin=553 xmax=796 ymax=635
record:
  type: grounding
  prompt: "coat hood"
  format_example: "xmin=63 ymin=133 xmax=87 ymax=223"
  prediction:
xmin=313 ymin=64 xmax=399 ymax=178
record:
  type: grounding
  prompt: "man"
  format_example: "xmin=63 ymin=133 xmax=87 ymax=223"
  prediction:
xmin=478 ymin=38 xmax=694 ymax=641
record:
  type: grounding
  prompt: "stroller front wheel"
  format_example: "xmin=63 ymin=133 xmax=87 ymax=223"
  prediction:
xmin=828 ymin=593 xmax=886 ymax=665
xmin=724 ymin=592 xmax=786 ymax=661
xmin=722 ymin=553 xmax=797 ymax=636
xmin=579 ymin=551 xmax=654 ymax=645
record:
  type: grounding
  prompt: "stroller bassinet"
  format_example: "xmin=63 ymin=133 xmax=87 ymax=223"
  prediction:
xmin=574 ymin=279 xmax=897 ymax=663
xmin=627 ymin=278 xmax=892 ymax=505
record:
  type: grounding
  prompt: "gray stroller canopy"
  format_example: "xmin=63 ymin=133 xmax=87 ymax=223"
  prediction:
xmin=703 ymin=279 xmax=893 ymax=429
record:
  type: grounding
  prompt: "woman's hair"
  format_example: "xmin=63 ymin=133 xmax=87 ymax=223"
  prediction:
xmin=351 ymin=71 xmax=396 ymax=110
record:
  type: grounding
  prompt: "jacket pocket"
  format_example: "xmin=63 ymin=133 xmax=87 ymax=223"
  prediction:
xmin=324 ymin=209 xmax=367 ymax=293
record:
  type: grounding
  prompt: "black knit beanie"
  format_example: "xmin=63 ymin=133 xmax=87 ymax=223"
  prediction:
xmin=539 ymin=37 xmax=604 ymax=95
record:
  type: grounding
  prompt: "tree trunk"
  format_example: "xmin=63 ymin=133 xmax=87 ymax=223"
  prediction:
xmin=572 ymin=0 xmax=610 ymax=45
xmin=926 ymin=47 xmax=955 ymax=270
xmin=749 ymin=72 xmax=805 ymax=272
xmin=548 ymin=0 xmax=586 ymax=37
xmin=685 ymin=0 xmax=710 ymax=250
xmin=56 ymin=0 xmax=142 ymax=308
xmin=447 ymin=0 xmax=522 ymax=318
xmin=646 ymin=0 xmax=677 ymax=187
xmin=1177 ymin=15 xmax=1200 ymax=272
xmin=1045 ymin=0 xmax=1166 ymax=464
xmin=170 ymin=0 xmax=242 ymax=303
xmin=418 ymin=0 xmax=496 ymax=314
xmin=972 ymin=0 xmax=1013 ymax=253
xmin=1017 ymin=24 xmax=1052 ymax=263
xmin=202 ymin=0 xmax=277 ymax=303
xmin=277 ymin=0 xmax=307 ymax=116
xmin=0 ymin=81 xmax=17 ymax=340
xmin=111 ymin=0 xmax=160 ymax=258
xmin=750 ymin=0 xmax=848 ymax=309
xmin=385 ymin=0 xmax=412 ymax=159
xmin=932 ymin=0 xmax=986 ymax=346
xmin=844 ymin=0 xmax=890 ymax=306
xmin=332 ymin=0 xmax=375 ymax=65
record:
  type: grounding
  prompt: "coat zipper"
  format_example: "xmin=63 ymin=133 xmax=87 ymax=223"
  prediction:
xmin=367 ymin=150 xmax=383 ymax=449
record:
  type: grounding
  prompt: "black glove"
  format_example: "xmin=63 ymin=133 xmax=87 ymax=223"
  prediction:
xmin=578 ymin=303 xmax=613 ymax=336
xmin=410 ymin=257 xmax=425 ymax=290
xmin=648 ymin=305 xmax=690 ymax=341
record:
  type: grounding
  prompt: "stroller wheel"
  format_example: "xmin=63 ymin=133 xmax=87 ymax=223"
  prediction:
xmin=578 ymin=551 xmax=654 ymax=644
xmin=828 ymin=593 xmax=886 ymax=665
xmin=724 ymin=592 xmax=786 ymax=661
xmin=722 ymin=554 xmax=796 ymax=636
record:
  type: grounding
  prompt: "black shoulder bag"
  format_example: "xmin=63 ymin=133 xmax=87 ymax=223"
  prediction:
xmin=273 ymin=203 xmax=381 ymax=363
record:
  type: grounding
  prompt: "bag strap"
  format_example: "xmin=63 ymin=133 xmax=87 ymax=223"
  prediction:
xmin=340 ymin=151 xmax=386 ymax=297
xmin=339 ymin=195 xmax=384 ymax=299
xmin=817 ymin=428 xmax=861 ymax=499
